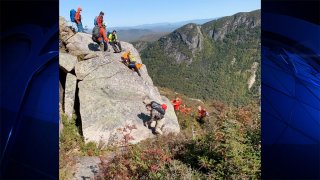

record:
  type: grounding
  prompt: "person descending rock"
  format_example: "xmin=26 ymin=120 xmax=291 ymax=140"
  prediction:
xmin=92 ymin=23 xmax=109 ymax=52
xmin=75 ymin=7 xmax=84 ymax=32
xmin=108 ymin=30 xmax=122 ymax=53
xmin=145 ymin=101 xmax=167 ymax=135
xmin=171 ymin=97 xmax=182 ymax=111
xmin=197 ymin=105 xmax=208 ymax=124
xmin=121 ymin=51 xmax=142 ymax=76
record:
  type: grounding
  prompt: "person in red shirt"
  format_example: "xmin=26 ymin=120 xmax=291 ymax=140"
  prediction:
xmin=75 ymin=7 xmax=84 ymax=32
xmin=197 ymin=105 xmax=207 ymax=124
xmin=171 ymin=97 xmax=182 ymax=111
xmin=97 ymin=11 xmax=104 ymax=28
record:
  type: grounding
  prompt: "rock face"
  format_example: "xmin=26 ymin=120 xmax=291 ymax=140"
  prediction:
xmin=204 ymin=10 xmax=261 ymax=42
xmin=78 ymin=42 xmax=179 ymax=145
xmin=59 ymin=53 xmax=77 ymax=72
xmin=72 ymin=157 xmax=101 ymax=180
xmin=59 ymin=18 xmax=180 ymax=145
xmin=64 ymin=73 xmax=77 ymax=119
xmin=59 ymin=16 xmax=75 ymax=42
xmin=66 ymin=33 xmax=97 ymax=56
xmin=247 ymin=62 xmax=259 ymax=90
xmin=159 ymin=23 xmax=203 ymax=64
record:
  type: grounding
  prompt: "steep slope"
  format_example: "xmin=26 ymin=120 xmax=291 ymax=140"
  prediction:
xmin=59 ymin=17 xmax=180 ymax=145
xmin=136 ymin=10 xmax=261 ymax=106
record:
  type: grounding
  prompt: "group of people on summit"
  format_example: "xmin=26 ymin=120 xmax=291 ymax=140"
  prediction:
xmin=69 ymin=7 xmax=209 ymax=136
xmin=70 ymin=8 xmax=122 ymax=53
xmin=70 ymin=8 xmax=141 ymax=76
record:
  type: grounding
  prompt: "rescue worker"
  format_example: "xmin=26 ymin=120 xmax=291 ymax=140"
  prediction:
xmin=108 ymin=30 xmax=122 ymax=53
xmin=121 ymin=51 xmax=141 ymax=76
xmin=92 ymin=23 xmax=109 ymax=51
xmin=75 ymin=7 xmax=84 ymax=32
xmin=171 ymin=97 xmax=182 ymax=111
xmin=97 ymin=11 xmax=104 ymax=27
xmin=197 ymin=105 xmax=208 ymax=124
xmin=145 ymin=101 xmax=167 ymax=135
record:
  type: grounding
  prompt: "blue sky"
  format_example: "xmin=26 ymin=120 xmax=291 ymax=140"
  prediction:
xmin=60 ymin=0 xmax=260 ymax=28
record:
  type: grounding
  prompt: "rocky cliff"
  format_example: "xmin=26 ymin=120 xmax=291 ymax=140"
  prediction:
xmin=59 ymin=17 xmax=180 ymax=145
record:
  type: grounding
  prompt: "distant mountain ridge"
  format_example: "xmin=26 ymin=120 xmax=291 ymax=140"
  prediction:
xmin=135 ymin=10 xmax=261 ymax=105
xmin=106 ymin=18 xmax=217 ymax=42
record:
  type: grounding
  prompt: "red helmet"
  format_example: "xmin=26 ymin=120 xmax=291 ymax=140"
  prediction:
xmin=162 ymin=104 xmax=167 ymax=110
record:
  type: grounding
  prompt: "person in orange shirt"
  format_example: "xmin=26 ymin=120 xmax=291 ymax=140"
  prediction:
xmin=92 ymin=23 xmax=109 ymax=51
xmin=171 ymin=97 xmax=182 ymax=111
xmin=75 ymin=7 xmax=84 ymax=32
xmin=96 ymin=11 xmax=104 ymax=28
xmin=197 ymin=105 xmax=208 ymax=124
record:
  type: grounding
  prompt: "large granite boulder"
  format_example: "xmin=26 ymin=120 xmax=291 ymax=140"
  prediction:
xmin=66 ymin=33 xmax=97 ymax=56
xmin=59 ymin=52 xmax=77 ymax=72
xmin=77 ymin=43 xmax=180 ymax=145
xmin=64 ymin=73 xmax=77 ymax=119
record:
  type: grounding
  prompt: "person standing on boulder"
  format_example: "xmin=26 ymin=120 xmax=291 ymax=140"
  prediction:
xmin=108 ymin=30 xmax=122 ymax=53
xmin=145 ymin=101 xmax=167 ymax=135
xmin=75 ymin=7 xmax=84 ymax=32
xmin=96 ymin=11 xmax=104 ymax=27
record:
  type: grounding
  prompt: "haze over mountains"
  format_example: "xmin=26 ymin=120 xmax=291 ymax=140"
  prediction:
xmin=109 ymin=18 xmax=217 ymax=42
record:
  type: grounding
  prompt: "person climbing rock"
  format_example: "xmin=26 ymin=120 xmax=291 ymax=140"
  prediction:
xmin=92 ymin=23 xmax=109 ymax=52
xmin=145 ymin=101 xmax=167 ymax=135
xmin=171 ymin=97 xmax=182 ymax=111
xmin=197 ymin=105 xmax=208 ymax=124
xmin=121 ymin=51 xmax=142 ymax=76
xmin=75 ymin=7 xmax=84 ymax=32
xmin=108 ymin=30 xmax=122 ymax=53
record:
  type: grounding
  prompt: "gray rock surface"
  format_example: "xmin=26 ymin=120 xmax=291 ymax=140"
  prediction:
xmin=59 ymin=22 xmax=180 ymax=145
xmin=59 ymin=53 xmax=77 ymax=72
xmin=160 ymin=23 xmax=204 ymax=64
xmin=64 ymin=73 xmax=77 ymax=119
xmin=59 ymin=16 xmax=75 ymax=42
xmin=77 ymin=42 xmax=179 ymax=145
xmin=72 ymin=157 xmax=101 ymax=180
xmin=66 ymin=33 xmax=95 ymax=56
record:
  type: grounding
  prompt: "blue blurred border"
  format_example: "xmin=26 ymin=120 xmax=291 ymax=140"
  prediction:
xmin=0 ymin=0 xmax=59 ymax=179
xmin=262 ymin=0 xmax=320 ymax=178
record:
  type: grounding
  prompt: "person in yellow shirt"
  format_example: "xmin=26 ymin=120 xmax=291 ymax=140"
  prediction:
xmin=121 ymin=51 xmax=142 ymax=76
xmin=108 ymin=30 xmax=122 ymax=53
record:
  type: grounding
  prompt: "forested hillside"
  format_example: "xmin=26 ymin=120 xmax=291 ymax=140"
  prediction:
xmin=135 ymin=10 xmax=261 ymax=106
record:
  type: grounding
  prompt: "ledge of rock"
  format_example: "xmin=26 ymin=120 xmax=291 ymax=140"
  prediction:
xmin=59 ymin=20 xmax=180 ymax=145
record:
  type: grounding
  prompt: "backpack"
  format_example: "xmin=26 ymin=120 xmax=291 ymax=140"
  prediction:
xmin=92 ymin=26 xmax=100 ymax=41
xmin=150 ymin=101 xmax=166 ymax=116
xmin=70 ymin=9 xmax=76 ymax=22
xmin=94 ymin=16 xmax=98 ymax=26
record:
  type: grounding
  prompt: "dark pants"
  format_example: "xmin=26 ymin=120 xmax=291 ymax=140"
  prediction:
xmin=129 ymin=62 xmax=141 ymax=76
xmin=109 ymin=41 xmax=122 ymax=52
